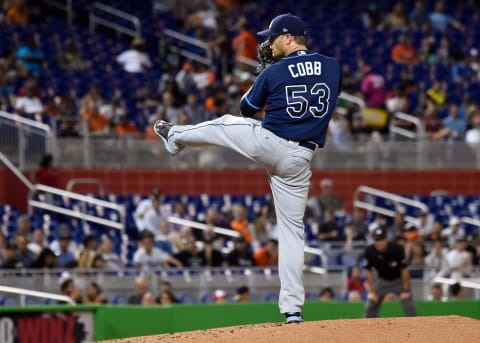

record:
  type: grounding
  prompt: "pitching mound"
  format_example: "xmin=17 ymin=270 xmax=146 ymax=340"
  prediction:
xmin=96 ymin=315 xmax=479 ymax=343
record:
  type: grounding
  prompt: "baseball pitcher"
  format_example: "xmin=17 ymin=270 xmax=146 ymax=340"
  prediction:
xmin=154 ymin=13 xmax=341 ymax=323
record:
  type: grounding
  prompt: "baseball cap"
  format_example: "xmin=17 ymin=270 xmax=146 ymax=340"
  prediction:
xmin=371 ymin=227 xmax=387 ymax=241
xmin=257 ymin=13 xmax=306 ymax=37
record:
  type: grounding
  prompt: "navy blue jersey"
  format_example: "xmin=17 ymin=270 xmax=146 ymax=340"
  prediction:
xmin=240 ymin=50 xmax=341 ymax=147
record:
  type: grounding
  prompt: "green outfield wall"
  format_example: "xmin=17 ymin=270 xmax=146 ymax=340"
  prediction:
xmin=0 ymin=301 xmax=479 ymax=342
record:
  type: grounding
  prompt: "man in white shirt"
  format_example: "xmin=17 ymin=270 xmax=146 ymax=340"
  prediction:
xmin=133 ymin=231 xmax=182 ymax=273
xmin=27 ymin=228 xmax=47 ymax=257
xmin=14 ymin=87 xmax=44 ymax=115
xmin=441 ymin=216 xmax=465 ymax=248
xmin=116 ymin=37 xmax=152 ymax=73
xmin=134 ymin=188 xmax=170 ymax=232
xmin=445 ymin=238 xmax=472 ymax=280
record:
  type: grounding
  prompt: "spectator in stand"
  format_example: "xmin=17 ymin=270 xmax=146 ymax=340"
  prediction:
xmin=253 ymin=201 xmax=277 ymax=244
xmin=154 ymin=220 xmax=176 ymax=255
xmin=441 ymin=217 xmax=466 ymax=248
xmin=317 ymin=178 xmax=344 ymax=214
xmin=417 ymin=211 xmax=433 ymax=237
xmin=16 ymin=35 xmax=44 ymax=77
xmin=59 ymin=274 xmax=83 ymax=304
xmin=133 ymin=188 xmax=168 ymax=233
xmin=442 ymin=104 xmax=467 ymax=140
xmin=0 ymin=241 xmax=20 ymax=269
xmin=405 ymin=240 xmax=426 ymax=267
xmin=99 ymin=91 xmax=127 ymax=126
xmin=170 ymin=202 xmax=192 ymax=234
xmin=14 ymin=84 xmax=44 ymax=116
xmin=75 ymin=235 xmax=98 ymax=269
xmin=391 ymin=33 xmax=417 ymax=65
xmin=445 ymin=237 xmax=472 ymax=279
xmin=15 ymin=214 xmax=31 ymax=239
xmin=319 ymin=287 xmax=335 ymax=301
xmin=97 ymin=236 xmax=123 ymax=271
xmin=181 ymin=93 xmax=207 ymax=124
xmin=318 ymin=210 xmax=342 ymax=242
xmin=383 ymin=2 xmax=409 ymax=31
xmin=429 ymin=1 xmax=466 ymax=33
xmin=115 ymin=115 xmax=140 ymax=138
xmin=174 ymin=237 xmax=203 ymax=267
xmin=429 ymin=283 xmax=443 ymax=301
xmin=198 ymin=239 xmax=225 ymax=267
xmin=212 ymin=289 xmax=228 ymax=304
xmin=409 ymin=1 xmax=430 ymax=31
xmin=156 ymin=280 xmax=179 ymax=304
xmin=230 ymin=204 xmax=253 ymax=243
xmin=157 ymin=289 xmax=177 ymax=305
xmin=362 ymin=2 xmax=383 ymax=29
xmin=426 ymin=220 xmax=446 ymax=241
xmin=133 ymin=231 xmax=182 ymax=272
xmin=84 ymin=281 xmax=108 ymax=304
xmin=360 ymin=65 xmax=386 ymax=109
xmin=30 ymin=247 xmax=58 ymax=268
xmin=33 ymin=153 xmax=59 ymax=187
xmin=425 ymin=239 xmax=449 ymax=280
xmin=12 ymin=234 xmax=34 ymax=268
xmin=465 ymin=112 xmax=480 ymax=146
xmin=386 ymin=84 xmax=411 ymax=120
xmin=231 ymin=23 xmax=258 ymax=72
xmin=128 ymin=275 xmax=150 ymax=304
xmin=449 ymin=282 xmax=465 ymax=299
xmin=421 ymin=97 xmax=449 ymax=140
xmin=226 ymin=236 xmax=256 ymax=267
xmin=235 ymin=285 xmax=251 ymax=303
xmin=49 ymin=223 xmax=77 ymax=255
xmin=253 ymin=239 xmax=278 ymax=266
xmin=27 ymin=228 xmax=46 ymax=257
xmin=347 ymin=265 xmax=366 ymax=296
xmin=116 ymin=37 xmax=152 ymax=73
xmin=4 ymin=0 xmax=28 ymax=26
xmin=58 ymin=38 xmax=87 ymax=70
xmin=80 ymin=95 xmax=109 ymax=134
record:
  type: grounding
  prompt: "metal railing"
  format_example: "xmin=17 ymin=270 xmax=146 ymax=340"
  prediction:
xmin=28 ymin=184 xmax=126 ymax=231
xmin=161 ymin=28 xmax=213 ymax=66
xmin=89 ymin=2 xmax=141 ymax=38
xmin=390 ymin=111 xmax=427 ymax=168
xmin=0 ymin=285 xmax=75 ymax=306
xmin=390 ymin=112 xmax=426 ymax=140
xmin=338 ymin=91 xmax=366 ymax=112
xmin=353 ymin=185 xmax=429 ymax=225
xmin=66 ymin=178 xmax=105 ymax=196
xmin=0 ymin=111 xmax=57 ymax=171
xmin=40 ymin=0 xmax=73 ymax=25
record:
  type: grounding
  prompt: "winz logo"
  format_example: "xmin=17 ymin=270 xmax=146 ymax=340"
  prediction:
xmin=0 ymin=313 xmax=89 ymax=343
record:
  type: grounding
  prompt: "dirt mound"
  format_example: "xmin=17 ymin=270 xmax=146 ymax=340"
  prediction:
xmin=96 ymin=315 xmax=479 ymax=343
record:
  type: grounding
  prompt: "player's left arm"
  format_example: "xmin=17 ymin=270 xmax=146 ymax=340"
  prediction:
xmin=239 ymin=72 xmax=269 ymax=117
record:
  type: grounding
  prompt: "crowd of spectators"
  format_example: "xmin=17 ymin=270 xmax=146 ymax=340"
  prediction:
xmin=0 ymin=0 xmax=479 ymax=150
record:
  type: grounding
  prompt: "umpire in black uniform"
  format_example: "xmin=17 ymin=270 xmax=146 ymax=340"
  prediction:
xmin=363 ymin=226 xmax=417 ymax=317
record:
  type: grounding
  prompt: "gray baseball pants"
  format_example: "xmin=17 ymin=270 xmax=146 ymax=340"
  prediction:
xmin=364 ymin=277 xmax=417 ymax=318
xmin=168 ymin=114 xmax=314 ymax=314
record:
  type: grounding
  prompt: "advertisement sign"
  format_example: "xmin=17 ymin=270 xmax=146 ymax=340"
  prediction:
xmin=0 ymin=311 xmax=93 ymax=343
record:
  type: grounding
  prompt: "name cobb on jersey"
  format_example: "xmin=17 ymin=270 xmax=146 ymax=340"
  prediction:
xmin=287 ymin=60 xmax=322 ymax=78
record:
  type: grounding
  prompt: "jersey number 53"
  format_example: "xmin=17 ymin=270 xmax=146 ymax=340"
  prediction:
xmin=285 ymin=83 xmax=331 ymax=119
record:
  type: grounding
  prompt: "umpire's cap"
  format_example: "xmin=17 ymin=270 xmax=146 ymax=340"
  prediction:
xmin=371 ymin=227 xmax=387 ymax=241
xmin=257 ymin=13 xmax=306 ymax=37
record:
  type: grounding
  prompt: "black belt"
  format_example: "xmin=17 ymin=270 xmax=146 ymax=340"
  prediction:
xmin=298 ymin=141 xmax=317 ymax=151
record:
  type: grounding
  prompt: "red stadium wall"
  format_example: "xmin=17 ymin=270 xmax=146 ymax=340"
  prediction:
xmin=1 ymin=168 xmax=479 ymax=213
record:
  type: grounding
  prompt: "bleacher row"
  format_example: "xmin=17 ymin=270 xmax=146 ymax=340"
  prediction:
xmin=2 ymin=0 xmax=480 ymax=135
xmin=2 ymin=191 xmax=480 ymax=267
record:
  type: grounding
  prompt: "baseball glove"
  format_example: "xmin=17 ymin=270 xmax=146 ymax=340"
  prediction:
xmin=256 ymin=40 xmax=277 ymax=74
